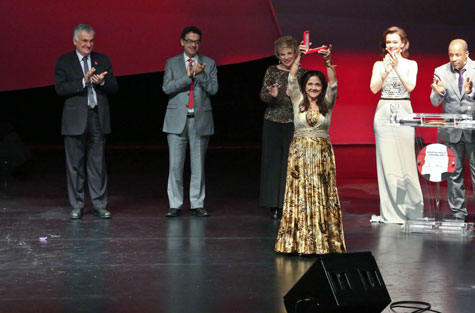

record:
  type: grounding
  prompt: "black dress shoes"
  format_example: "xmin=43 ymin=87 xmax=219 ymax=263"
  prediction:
xmin=166 ymin=208 xmax=181 ymax=217
xmin=93 ymin=208 xmax=112 ymax=219
xmin=70 ymin=208 xmax=83 ymax=219
xmin=191 ymin=208 xmax=209 ymax=217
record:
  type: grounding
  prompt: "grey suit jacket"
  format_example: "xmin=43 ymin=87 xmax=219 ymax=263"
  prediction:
xmin=162 ymin=54 xmax=218 ymax=136
xmin=430 ymin=58 xmax=475 ymax=143
xmin=55 ymin=51 xmax=118 ymax=135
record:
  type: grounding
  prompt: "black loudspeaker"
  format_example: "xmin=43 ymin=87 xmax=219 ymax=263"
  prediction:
xmin=284 ymin=252 xmax=391 ymax=313
xmin=0 ymin=123 xmax=30 ymax=174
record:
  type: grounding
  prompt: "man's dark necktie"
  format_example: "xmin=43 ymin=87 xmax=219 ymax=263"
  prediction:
xmin=458 ymin=68 xmax=466 ymax=93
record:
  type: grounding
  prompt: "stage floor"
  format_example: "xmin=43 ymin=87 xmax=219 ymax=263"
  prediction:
xmin=1 ymin=146 xmax=474 ymax=313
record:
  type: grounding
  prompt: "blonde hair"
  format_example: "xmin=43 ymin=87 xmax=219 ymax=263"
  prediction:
xmin=274 ymin=36 xmax=299 ymax=58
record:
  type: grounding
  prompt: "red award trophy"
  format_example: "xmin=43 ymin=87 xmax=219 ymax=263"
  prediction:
xmin=303 ymin=30 xmax=328 ymax=55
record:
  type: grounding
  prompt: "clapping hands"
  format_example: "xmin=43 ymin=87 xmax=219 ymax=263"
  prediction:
xmin=91 ymin=71 xmax=107 ymax=84
xmin=431 ymin=76 xmax=445 ymax=95
xmin=187 ymin=60 xmax=206 ymax=78
xmin=464 ymin=77 xmax=473 ymax=94
xmin=84 ymin=67 xmax=107 ymax=84
xmin=383 ymin=52 xmax=400 ymax=73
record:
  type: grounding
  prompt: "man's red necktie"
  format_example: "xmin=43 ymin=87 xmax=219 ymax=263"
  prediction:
xmin=188 ymin=59 xmax=194 ymax=109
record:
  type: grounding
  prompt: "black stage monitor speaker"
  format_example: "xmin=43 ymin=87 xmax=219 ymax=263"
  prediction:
xmin=284 ymin=252 xmax=391 ymax=313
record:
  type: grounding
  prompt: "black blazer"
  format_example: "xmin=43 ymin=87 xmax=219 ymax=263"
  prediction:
xmin=54 ymin=51 xmax=118 ymax=135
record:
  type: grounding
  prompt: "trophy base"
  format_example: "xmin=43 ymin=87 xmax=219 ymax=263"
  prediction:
xmin=404 ymin=218 xmax=474 ymax=236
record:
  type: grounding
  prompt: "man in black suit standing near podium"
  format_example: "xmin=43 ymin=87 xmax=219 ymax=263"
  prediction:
xmin=55 ymin=24 xmax=118 ymax=219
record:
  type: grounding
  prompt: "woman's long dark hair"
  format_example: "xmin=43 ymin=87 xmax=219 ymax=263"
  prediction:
xmin=299 ymin=71 xmax=328 ymax=115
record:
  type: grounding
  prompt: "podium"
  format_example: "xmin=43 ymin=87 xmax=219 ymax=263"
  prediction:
xmin=393 ymin=112 xmax=474 ymax=236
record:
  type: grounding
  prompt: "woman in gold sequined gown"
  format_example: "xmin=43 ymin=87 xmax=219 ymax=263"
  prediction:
xmin=275 ymin=42 xmax=346 ymax=255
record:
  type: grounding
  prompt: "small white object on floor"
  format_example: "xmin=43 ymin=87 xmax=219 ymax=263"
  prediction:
xmin=370 ymin=215 xmax=384 ymax=223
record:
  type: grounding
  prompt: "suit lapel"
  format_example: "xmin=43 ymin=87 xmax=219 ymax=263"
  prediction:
xmin=90 ymin=53 xmax=97 ymax=71
xmin=176 ymin=54 xmax=187 ymax=77
xmin=446 ymin=64 xmax=461 ymax=100
xmin=71 ymin=51 xmax=85 ymax=77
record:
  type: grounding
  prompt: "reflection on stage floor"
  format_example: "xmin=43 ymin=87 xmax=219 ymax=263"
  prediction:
xmin=1 ymin=146 xmax=474 ymax=313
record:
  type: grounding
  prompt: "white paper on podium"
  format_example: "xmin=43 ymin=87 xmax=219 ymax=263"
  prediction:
xmin=421 ymin=144 xmax=449 ymax=182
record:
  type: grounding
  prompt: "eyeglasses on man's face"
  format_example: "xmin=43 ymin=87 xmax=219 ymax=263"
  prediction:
xmin=183 ymin=39 xmax=200 ymax=45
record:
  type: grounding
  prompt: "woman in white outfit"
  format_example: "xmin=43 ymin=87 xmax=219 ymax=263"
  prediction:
xmin=370 ymin=26 xmax=424 ymax=224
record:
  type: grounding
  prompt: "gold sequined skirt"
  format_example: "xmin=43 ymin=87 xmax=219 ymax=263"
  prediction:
xmin=275 ymin=137 xmax=346 ymax=255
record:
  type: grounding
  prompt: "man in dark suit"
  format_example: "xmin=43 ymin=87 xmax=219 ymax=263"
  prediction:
xmin=431 ymin=39 xmax=475 ymax=221
xmin=162 ymin=26 xmax=218 ymax=217
xmin=55 ymin=24 xmax=118 ymax=219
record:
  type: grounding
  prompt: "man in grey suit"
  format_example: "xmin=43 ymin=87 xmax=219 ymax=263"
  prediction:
xmin=162 ymin=26 xmax=218 ymax=217
xmin=55 ymin=24 xmax=118 ymax=219
xmin=431 ymin=39 xmax=475 ymax=221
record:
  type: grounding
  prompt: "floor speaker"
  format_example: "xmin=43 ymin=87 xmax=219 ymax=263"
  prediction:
xmin=284 ymin=251 xmax=391 ymax=313
xmin=0 ymin=123 xmax=30 ymax=173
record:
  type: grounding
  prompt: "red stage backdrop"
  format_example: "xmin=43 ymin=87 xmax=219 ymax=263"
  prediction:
xmin=272 ymin=0 xmax=474 ymax=144
xmin=0 ymin=0 xmax=280 ymax=91
xmin=300 ymin=53 xmax=448 ymax=144
xmin=1 ymin=0 xmax=474 ymax=144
